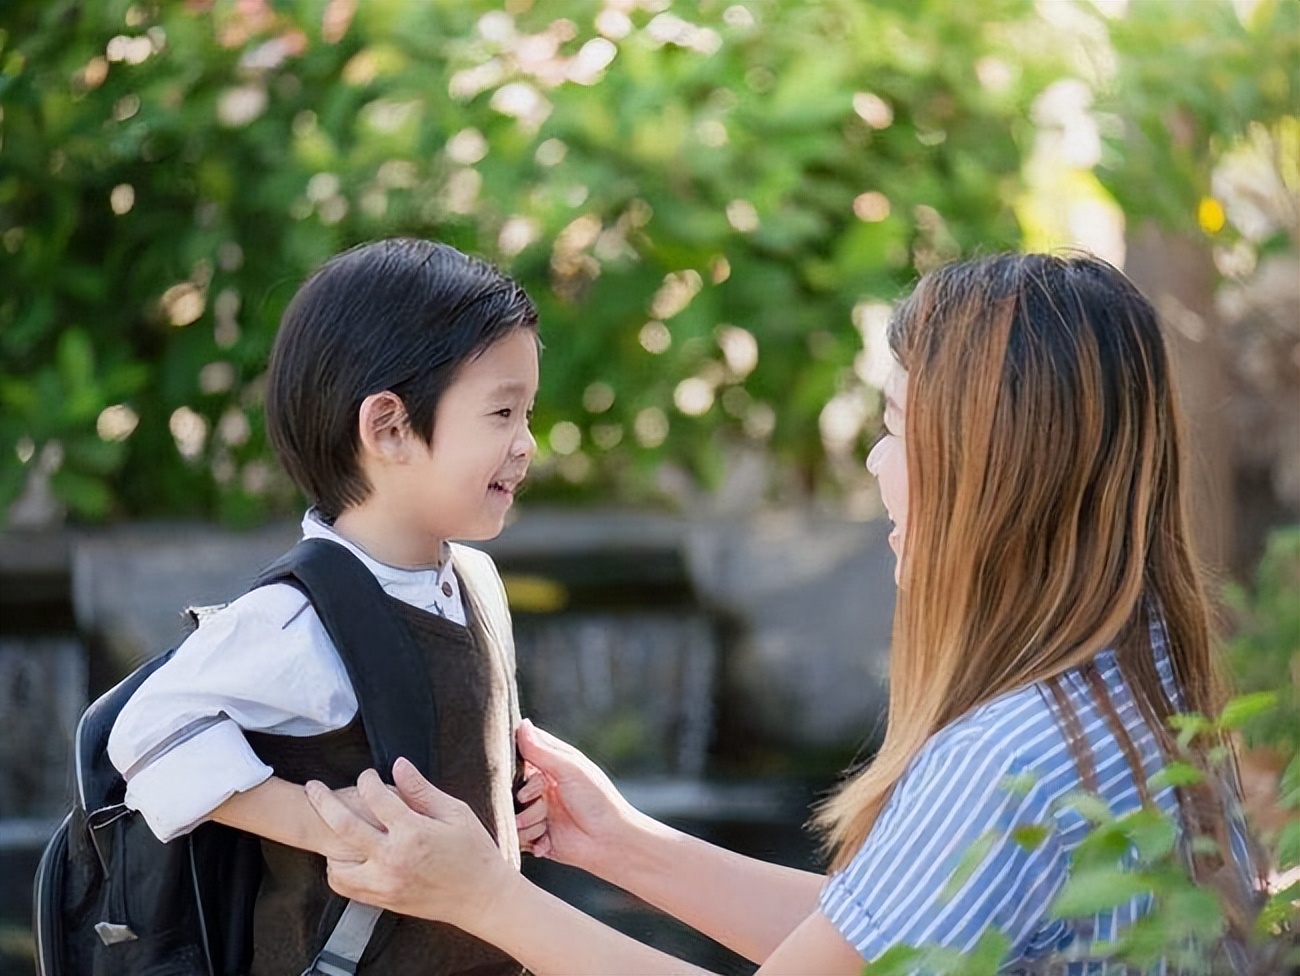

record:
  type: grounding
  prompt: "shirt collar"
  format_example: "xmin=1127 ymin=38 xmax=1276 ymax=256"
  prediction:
xmin=299 ymin=509 xmax=457 ymax=593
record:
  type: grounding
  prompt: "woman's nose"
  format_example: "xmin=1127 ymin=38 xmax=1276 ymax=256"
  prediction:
xmin=866 ymin=436 xmax=887 ymax=476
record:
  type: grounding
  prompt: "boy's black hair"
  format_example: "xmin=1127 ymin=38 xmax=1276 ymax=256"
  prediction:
xmin=265 ymin=238 xmax=538 ymax=519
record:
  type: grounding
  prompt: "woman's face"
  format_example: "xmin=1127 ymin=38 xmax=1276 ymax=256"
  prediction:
xmin=866 ymin=365 xmax=909 ymax=584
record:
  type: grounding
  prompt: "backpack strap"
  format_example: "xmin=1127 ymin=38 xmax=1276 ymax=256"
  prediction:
xmin=255 ymin=538 xmax=439 ymax=976
xmin=300 ymin=899 xmax=383 ymax=976
xmin=450 ymin=543 xmax=522 ymax=732
xmin=256 ymin=538 xmax=438 ymax=780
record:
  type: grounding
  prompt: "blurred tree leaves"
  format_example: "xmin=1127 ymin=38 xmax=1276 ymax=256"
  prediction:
xmin=0 ymin=0 xmax=1293 ymax=524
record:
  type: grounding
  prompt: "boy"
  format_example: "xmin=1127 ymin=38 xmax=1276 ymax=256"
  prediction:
xmin=108 ymin=239 xmax=541 ymax=976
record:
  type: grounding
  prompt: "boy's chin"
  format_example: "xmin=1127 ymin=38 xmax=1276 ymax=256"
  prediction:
xmin=450 ymin=517 xmax=509 ymax=543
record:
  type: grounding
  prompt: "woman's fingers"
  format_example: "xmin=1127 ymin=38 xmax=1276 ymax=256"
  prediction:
xmin=322 ymin=850 xmax=380 ymax=902
xmin=390 ymin=757 xmax=471 ymax=821
xmin=515 ymin=766 xmax=546 ymax=805
xmin=353 ymin=766 xmax=432 ymax=830
xmin=334 ymin=785 xmax=386 ymax=830
xmin=518 ymin=718 xmax=579 ymax=756
xmin=305 ymin=779 xmax=379 ymax=863
xmin=516 ymin=720 xmax=586 ymax=776
xmin=516 ymin=795 xmax=547 ymax=831
xmin=518 ymin=821 xmax=548 ymax=846
xmin=516 ymin=797 xmax=548 ymax=849
xmin=515 ymin=767 xmax=550 ymax=855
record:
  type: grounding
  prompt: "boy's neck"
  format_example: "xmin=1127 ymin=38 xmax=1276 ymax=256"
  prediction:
xmin=330 ymin=506 xmax=447 ymax=571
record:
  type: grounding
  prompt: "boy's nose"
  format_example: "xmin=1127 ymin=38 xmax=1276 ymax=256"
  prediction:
xmin=515 ymin=426 xmax=537 ymax=460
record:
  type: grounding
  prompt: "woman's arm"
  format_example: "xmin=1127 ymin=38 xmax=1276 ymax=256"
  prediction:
xmin=598 ymin=813 xmax=824 ymax=962
xmin=514 ymin=722 xmax=824 ymax=962
xmin=306 ymin=763 xmax=863 ymax=976
xmin=416 ymin=855 xmax=855 ymax=976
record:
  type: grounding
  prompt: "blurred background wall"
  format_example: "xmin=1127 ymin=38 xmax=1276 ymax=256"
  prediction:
xmin=1 ymin=0 xmax=1296 ymax=972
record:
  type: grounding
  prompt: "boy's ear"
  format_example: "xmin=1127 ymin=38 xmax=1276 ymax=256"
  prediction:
xmin=357 ymin=391 xmax=412 ymax=462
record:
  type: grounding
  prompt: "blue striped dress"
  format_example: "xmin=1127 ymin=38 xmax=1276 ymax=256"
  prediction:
xmin=818 ymin=627 xmax=1252 ymax=974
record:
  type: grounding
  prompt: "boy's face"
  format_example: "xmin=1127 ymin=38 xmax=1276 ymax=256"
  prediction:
xmin=398 ymin=328 xmax=539 ymax=545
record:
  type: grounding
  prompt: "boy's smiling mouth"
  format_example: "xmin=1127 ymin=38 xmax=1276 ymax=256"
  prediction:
xmin=489 ymin=477 xmax=524 ymax=498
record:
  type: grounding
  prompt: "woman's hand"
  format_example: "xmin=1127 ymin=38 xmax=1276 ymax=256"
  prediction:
xmin=332 ymin=785 xmax=387 ymax=831
xmin=514 ymin=720 xmax=646 ymax=877
xmin=305 ymin=759 xmax=516 ymax=932
xmin=515 ymin=764 xmax=551 ymax=857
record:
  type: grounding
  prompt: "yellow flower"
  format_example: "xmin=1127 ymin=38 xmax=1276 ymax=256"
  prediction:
xmin=1198 ymin=197 xmax=1226 ymax=235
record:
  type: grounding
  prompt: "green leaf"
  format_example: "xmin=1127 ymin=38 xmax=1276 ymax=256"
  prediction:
xmin=1258 ymin=879 xmax=1300 ymax=933
xmin=864 ymin=944 xmax=925 ymax=976
xmin=1122 ymin=808 xmax=1178 ymax=862
xmin=1168 ymin=713 xmax=1212 ymax=751
xmin=1000 ymin=770 xmax=1039 ymax=797
xmin=1148 ymin=761 xmax=1204 ymax=791
xmin=1162 ymin=885 xmax=1226 ymax=937
xmin=958 ymin=930 xmax=1010 ymax=976
xmin=1278 ymin=819 xmax=1300 ymax=870
xmin=1279 ymin=752 xmax=1300 ymax=809
xmin=56 ymin=327 xmax=95 ymax=393
xmin=1011 ymin=824 xmax=1051 ymax=851
xmin=941 ymin=831 xmax=996 ymax=902
xmin=1062 ymin=790 xmax=1115 ymax=825
xmin=1216 ymin=691 xmax=1279 ymax=730
xmin=1050 ymin=867 xmax=1153 ymax=919
xmin=1073 ymin=822 xmax=1132 ymax=869
xmin=49 ymin=468 xmax=111 ymax=518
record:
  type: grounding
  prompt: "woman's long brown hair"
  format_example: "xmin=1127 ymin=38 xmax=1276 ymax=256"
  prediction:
xmin=816 ymin=254 xmax=1245 ymax=899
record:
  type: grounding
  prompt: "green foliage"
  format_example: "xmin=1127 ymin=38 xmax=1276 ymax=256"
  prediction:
xmin=864 ymin=783 xmax=1255 ymax=975
xmin=1227 ymin=526 xmax=1300 ymax=757
xmin=886 ymin=531 xmax=1300 ymax=972
xmin=1226 ymin=525 xmax=1300 ymax=944
xmin=19 ymin=0 xmax=1282 ymax=525
xmin=2 ymin=1 xmax=1293 ymax=525
xmin=1093 ymin=0 xmax=1300 ymax=236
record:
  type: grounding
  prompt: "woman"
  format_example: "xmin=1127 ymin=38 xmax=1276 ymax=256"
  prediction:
xmin=307 ymin=253 xmax=1262 ymax=974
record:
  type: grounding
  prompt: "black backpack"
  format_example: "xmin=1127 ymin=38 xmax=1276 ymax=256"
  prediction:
xmin=33 ymin=538 xmax=441 ymax=976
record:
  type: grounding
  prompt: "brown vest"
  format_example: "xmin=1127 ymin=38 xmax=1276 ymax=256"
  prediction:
xmin=244 ymin=593 xmax=523 ymax=976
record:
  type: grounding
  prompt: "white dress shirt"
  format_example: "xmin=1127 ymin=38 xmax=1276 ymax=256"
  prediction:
xmin=107 ymin=511 xmax=466 ymax=843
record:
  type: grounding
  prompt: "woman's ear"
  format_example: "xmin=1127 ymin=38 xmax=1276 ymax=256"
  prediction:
xmin=357 ymin=391 xmax=411 ymax=463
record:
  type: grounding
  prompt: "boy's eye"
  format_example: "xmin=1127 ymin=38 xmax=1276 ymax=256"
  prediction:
xmin=494 ymin=408 xmax=513 ymax=418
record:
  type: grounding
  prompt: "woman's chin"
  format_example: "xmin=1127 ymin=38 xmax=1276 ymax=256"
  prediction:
xmin=886 ymin=532 xmax=905 ymax=587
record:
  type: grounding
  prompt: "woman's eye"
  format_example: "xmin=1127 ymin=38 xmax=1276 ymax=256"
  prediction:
xmin=494 ymin=408 xmax=512 ymax=418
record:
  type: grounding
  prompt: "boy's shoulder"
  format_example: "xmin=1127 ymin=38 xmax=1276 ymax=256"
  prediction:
xmin=447 ymin=543 xmax=515 ymax=657
xmin=181 ymin=580 xmax=313 ymax=641
xmin=447 ymin=541 xmax=500 ymax=571
xmin=448 ymin=542 xmax=507 ymax=599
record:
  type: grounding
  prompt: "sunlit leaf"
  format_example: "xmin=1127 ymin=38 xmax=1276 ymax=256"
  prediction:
xmin=1217 ymin=691 xmax=1280 ymax=730
xmin=1051 ymin=868 xmax=1153 ymax=919
xmin=941 ymin=832 xmax=995 ymax=902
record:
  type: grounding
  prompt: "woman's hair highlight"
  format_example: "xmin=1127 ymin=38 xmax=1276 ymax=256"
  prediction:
xmin=815 ymin=253 xmax=1239 ymax=901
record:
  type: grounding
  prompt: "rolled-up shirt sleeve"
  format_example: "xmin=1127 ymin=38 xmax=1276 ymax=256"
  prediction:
xmin=118 ymin=717 xmax=271 ymax=842
xmin=106 ymin=583 xmax=358 ymax=842
xmin=819 ymin=731 xmax=1065 ymax=966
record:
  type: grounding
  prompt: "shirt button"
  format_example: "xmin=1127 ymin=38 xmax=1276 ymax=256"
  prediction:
xmin=442 ymin=581 xmax=453 ymax=597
